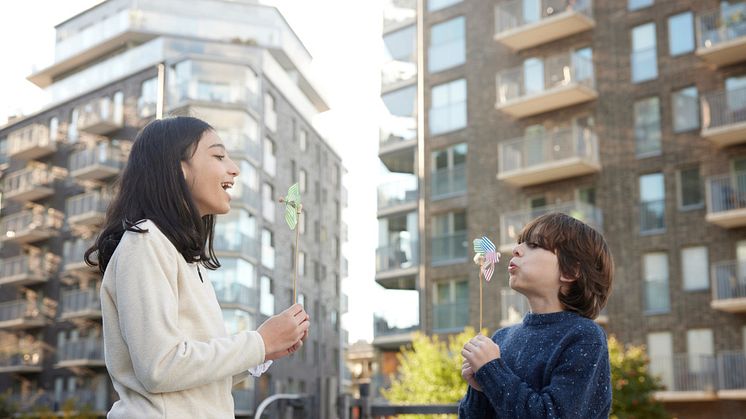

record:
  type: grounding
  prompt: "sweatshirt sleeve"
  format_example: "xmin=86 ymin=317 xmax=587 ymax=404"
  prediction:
xmin=112 ymin=230 xmax=266 ymax=394
xmin=474 ymin=344 xmax=610 ymax=419
xmin=458 ymin=385 xmax=496 ymax=419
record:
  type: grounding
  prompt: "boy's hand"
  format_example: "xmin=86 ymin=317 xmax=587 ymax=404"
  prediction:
xmin=461 ymin=334 xmax=501 ymax=372
xmin=461 ymin=359 xmax=482 ymax=392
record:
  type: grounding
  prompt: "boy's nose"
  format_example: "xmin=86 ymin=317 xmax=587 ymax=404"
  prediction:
xmin=512 ymin=244 xmax=522 ymax=256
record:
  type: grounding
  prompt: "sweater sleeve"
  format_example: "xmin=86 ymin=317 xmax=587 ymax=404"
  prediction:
xmin=112 ymin=231 xmax=266 ymax=394
xmin=458 ymin=385 xmax=496 ymax=419
xmin=474 ymin=344 xmax=610 ymax=419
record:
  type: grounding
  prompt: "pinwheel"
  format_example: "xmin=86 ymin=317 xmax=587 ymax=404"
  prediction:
xmin=279 ymin=183 xmax=302 ymax=302
xmin=473 ymin=236 xmax=500 ymax=331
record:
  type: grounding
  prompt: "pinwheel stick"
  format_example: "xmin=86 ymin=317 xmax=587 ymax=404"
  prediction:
xmin=292 ymin=204 xmax=302 ymax=303
xmin=479 ymin=261 xmax=484 ymax=332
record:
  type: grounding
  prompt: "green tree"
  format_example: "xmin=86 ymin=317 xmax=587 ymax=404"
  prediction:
xmin=381 ymin=327 xmax=481 ymax=419
xmin=609 ymin=336 xmax=669 ymax=419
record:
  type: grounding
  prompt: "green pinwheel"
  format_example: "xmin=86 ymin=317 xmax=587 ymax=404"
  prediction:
xmin=279 ymin=183 xmax=303 ymax=303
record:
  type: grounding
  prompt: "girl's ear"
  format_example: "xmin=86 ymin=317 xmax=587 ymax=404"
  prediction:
xmin=181 ymin=160 xmax=190 ymax=182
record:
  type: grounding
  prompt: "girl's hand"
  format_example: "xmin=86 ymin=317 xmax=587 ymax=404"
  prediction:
xmin=461 ymin=334 xmax=501 ymax=372
xmin=257 ymin=304 xmax=310 ymax=356
xmin=265 ymin=339 xmax=304 ymax=361
xmin=461 ymin=359 xmax=483 ymax=392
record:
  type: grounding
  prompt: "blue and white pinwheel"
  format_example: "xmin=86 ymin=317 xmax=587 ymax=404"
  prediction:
xmin=473 ymin=236 xmax=500 ymax=282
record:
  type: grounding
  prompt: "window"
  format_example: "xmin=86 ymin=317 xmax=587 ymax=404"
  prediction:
xmin=428 ymin=0 xmax=461 ymax=11
xmin=263 ymin=137 xmax=276 ymax=177
xmin=428 ymin=17 xmax=466 ymax=73
xmin=668 ymin=12 xmax=694 ymax=56
xmin=138 ymin=77 xmax=158 ymax=117
xmin=640 ymin=173 xmax=665 ymax=233
xmin=431 ymin=143 xmax=467 ymax=199
xmin=431 ymin=210 xmax=467 ymax=264
xmin=672 ymin=86 xmax=700 ymax=132
xmin=299 ymin=129 xmax=307 ymax=151
xmin=578 ymin=187 xmax=596 ymax=205
xmin=382 ymin=85 xmax=416 ymax=118
xmin=210 ymin=258 xmax=256 ymax=306
xmin=261 ymin=228 xmax=274 ymax=269
xmin=686 ymin=329 xmax=714 ymax=374
xmin=49 ymin=117 xmax=59 ymax=143
xmin=629 ymin=0 xmax=653 ymax=11
xmin=68 ymin=108 xmax=79 ymax=143
xmin=262 ymin=183 xmax=275 ymax=222
xmin=299 ymin=169 xmax=307 ymax=193
xmin=647 ymin=332 xmax=673 ymax=390
xmin=644 ymin=252 xmax=670 ymax=313
xmin=682 ymin=246 xmax=709 ymax=291
xmin=264 ymin=93 xmax=277 ymax=132
xmin=678 ymin=166 xmax=703 ymax=209
xmin=298 ymin=251 xmax=306 ymax=277
xmin=631 ymin=23 xmax=658 ymax=83
xmin=215 ymin=209 xmax=256 ymax=253
xmin=634 ymin=97 xmax=661 ymax=157
xmin=384 ymin=24 xmax=416 ymax=64
xmin=433 ymin=279 xmax=468 ymax=331
xmin=429 ymin=79 xmax=467 ymax=135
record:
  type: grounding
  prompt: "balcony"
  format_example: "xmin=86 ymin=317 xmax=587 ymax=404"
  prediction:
xmin=0 ymin=344 xmax=43 ymax=373
xmin=0 ymin=253 xmax=60 ymax=287
xmin=66 ymin=191 xmax=110 ymax=227
xmin=696 ymin=3 xmax=746 ymax=67
xmin=3 ymin=166 xmax=56 ymax=202
xmin=233 ymin=388 xmax=255 ymax=416
xmin=717 ymin=351 xmax=746 ymax=399
xmin=496 ymin=52 xmax=596 ymax=118
xmin=431 ymin=164 xmax=466 ymax=200
xmin=69 ymin=142 xmax=128 ymax=181
xmin=7 ymin=124 xmax=56 ymax=160
xmin=701 ymin=87 xmax=746 ymax=147
xmin=171 ymin=62 xmax=260 ymax=111
xmin=379 ymin=128 xmax=416 ymax=174
xmin=494 ymin=0 xmax=595 ymax=51
xmin=55 ymin=337 xmax=105 ymax=368
xmin=214 ymin=283 xmax=258 ymax=310
xmin=497 ymin=126 xmax=600 ymax=186
xmin=63 ymin=237 xmax=96 ymax=274
xmin=383 ymin=0 xmax=415 ymax=32
xmin=373 ymin=292 xmax=419 ymax=349
xmin=652 ymin=354 xmax=718 ymax=401
xmin=378 ymin=177 xmax=418 ymax=215
xmin=433 ymin=301 xmax=469 ymax=332
xmin=60 ymin=288 xmax=101 ymax=321
xmin=214 ymin=233 xmax=260 ymax=261
xmin=499 ymin=201 xmax=602 ymax=252
xmin=0 ymin=299 xmax=51 ymax=330
xmin=0 ymin=207 xmax=64 ymax=244
xmin=711 ymin=260 xmax=746 ymax=313
xmin=78 ymin=96 xmax=124 ymax=135
xmin=705 ymin=172 xmax=746 ymax=228
xmin=500 ymin=288 xmax=529 ymax=327
xmin=431 ymin=231 xmax=468 ymax=266
xmin=375 ymin=240 xmax=419 ymax=289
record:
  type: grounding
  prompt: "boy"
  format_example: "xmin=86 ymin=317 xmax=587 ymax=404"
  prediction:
xmin=459 ymin=213 xmax=613 ymax=418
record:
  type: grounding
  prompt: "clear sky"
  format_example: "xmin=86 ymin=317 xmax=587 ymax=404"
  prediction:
xmin=0 ymin=0 xmax=409 ymax=343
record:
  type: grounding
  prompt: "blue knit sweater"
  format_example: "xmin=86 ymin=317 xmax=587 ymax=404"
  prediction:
xmin=458 ymin=311 xmax=611 ymax=418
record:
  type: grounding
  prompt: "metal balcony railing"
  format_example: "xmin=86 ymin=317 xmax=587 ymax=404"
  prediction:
xmin=697 ymin=3 xmax=746 ymax=49
xmin=0 ymin=253 xmax=59 ymax=284
xmin=431 ymin=164 xmax=466 ymax=199
xmin=495 ymin=0 xmax=593 ymax=34
xmin=433 ymin=301 xmax=469 ymax=331
xmin=60 ymin=288 xmax=101 ymax=317
xmin=57 ymin=337 xmax=104 ymax=363
xmin=707 ymin=172 xmax=746 ymax=213
xmin=378 ymin=177 xmax=418 ymax=210
xmin=498 ymin=125 xmax=599 ymax=174
xmin=711 ymin=260 xmax=746 ymax=301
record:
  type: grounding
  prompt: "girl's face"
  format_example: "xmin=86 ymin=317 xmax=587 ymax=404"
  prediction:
xmin=181 ymin=130 xmax=240 ymax=216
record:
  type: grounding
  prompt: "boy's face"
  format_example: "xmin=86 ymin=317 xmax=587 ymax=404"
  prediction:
xmin=508 ymin=241 xmax=567 ymax=300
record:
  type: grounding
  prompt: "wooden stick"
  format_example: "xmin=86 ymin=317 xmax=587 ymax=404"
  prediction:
xmin=479 ymin=262 xmax=483 ymax=333
xmin=294 ymin=206 xmax=302 ymax=303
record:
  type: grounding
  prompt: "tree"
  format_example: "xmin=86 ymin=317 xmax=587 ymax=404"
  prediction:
xmin=608 ymin=336 xmax=669 ymax=419
xmin=381 ymin=328 xmax=480 ymax=419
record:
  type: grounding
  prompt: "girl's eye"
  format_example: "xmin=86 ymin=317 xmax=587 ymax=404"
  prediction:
xmin=215 ymin=155 xmax=225 ymax=161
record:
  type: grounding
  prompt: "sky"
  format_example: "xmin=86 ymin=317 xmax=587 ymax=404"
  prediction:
xmin=0 ymin=0 xmax=410 ymax=343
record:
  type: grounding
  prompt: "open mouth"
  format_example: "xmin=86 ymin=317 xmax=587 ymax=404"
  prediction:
xmin=221 ymin=182 xmax=234 ymax=190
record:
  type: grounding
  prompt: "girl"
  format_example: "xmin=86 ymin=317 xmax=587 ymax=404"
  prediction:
xmin=86 ymin=116 xmax=309 ymax=418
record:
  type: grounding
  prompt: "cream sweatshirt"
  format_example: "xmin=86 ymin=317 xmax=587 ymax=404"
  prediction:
xmin=101 ymin=220 xmax=265 ymax=418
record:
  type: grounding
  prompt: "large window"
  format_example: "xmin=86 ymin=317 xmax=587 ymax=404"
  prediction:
xmin=634 ymin=97 xmax=661 ymax=157
xmin=640 ymin=173 xmax=665 ymax=233
xmin=678 ymin=166 xmax=703 ymax=209
xmin=433 ymin=279 xmax=468 ymax=331
xmin=682 ymin=246 xmax=709 ymax=291
xmin=262 ymin=183 xmax=275 ymax=222
xmin=431 ymin=143 xmax=467 ymax=199
xmin=138 ymin=77 xmax=158 ymax=117
xmin=210 ymin=258 xmax=256 ymax=307
xmin=428 ymin=0 xmax=461 ymax=12
xmin=647 ymin=332 xmax=673 ymax=390
xmin=631 ymin=23 xmax=658 ymax=83
xmin=259 ymin=276 xmax=274 ymax=317
xmin=431 ymin=210 xmax=467 ymax=264
xmin=261 ymin=229 xmax=274 ymax=269
xmin=428 ymin=16 xmax=466 ymax=73
xmin=668 ymin=11 xmax=694 ymax=56
xmin=429 ymin=79 xmax=467 ymax=135
xmin=629 ymin=0 xmax=653 ymax=11
xmin=672 ymin=86 xmax=700 ymax=132
xmin=384 ymin=25 xmax=416 ymax=63
xmin=215 ymin=209 xmax=256 ymax=255
xmin=644 ymin=252 xmax=670 ymax=313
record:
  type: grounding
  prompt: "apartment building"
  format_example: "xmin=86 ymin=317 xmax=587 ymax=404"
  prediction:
xmin=0 ymin=1 xmax=347 ymax=417
xmin=375 ymin=0 xmax=746 ymax=417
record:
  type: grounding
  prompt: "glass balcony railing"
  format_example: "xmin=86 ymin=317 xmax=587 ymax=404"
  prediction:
xmin=170 ymin=60 xmax=260 ymax=110
xmin=57 ymin=337 xmax=104 ymax=364
xmin=500 ymin=288 xmax=529 ymax=325
xmin=378 ymin=177 xmax=418 ymax=210
xmin=213 ymin=233 xmax=260 ymax=260
xmin=78 ymin=96 xmax=124 ymax=134
xmin=711 ymin=260 xmax=746 ymax=302
xmin=496 ymin=52 xmax=595 ymax=105
xmin=60 ymin=288 xmax=101 ymax=318
xmin=498 ymin=125 xmax=599 ymax=185
xmin=376 ymin=240 xmax=419 ymax=273
xmin=500 ymin=201 xmax=603 ymax=249
xmin=640 ymin=199 xmax=665 ymax=233
xmin=644 ymin=277 xmax=670 ymax=314
xmin=3 ymin=166 xmax=56 ymax=201
xmin=433 ymin=301 xmax=469 ymax=331
xmin=63 ymin=237 xmax=96 ymax=271
xmin=496 ymin=0 xmax=593 ymax=33
xmin=223 ymin=134 xmax=262 ymax=163
xmin=431 ymin=231 xmax=468 ymax=265
xmin=383 ymin=0 xmax=416 ymax=31
xmin=214 ymin=283 xmax=258 ymax=308
xmin=431 ymin=164 xmax=466 ymax=200
xmin=373 ymin=315 xmax=419 ymax=338
xmin=0 ymin=253 xmax=60 ymax=286
xmin=0 ymin=207 xmax=64 ymax=243
xmin=69 ymin=142 xmax=128 ymax=180
xmin=494 ymin=0 xmax=594 ymax=50
xmin=7 ymin=124 xmax=55 ymax=160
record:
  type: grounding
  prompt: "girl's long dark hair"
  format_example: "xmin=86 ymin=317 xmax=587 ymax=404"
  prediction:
xmin=85 ymin=116 xmax=221 ymax=273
